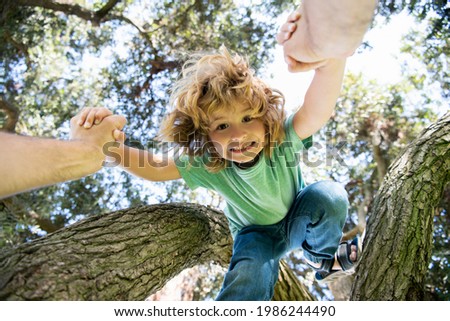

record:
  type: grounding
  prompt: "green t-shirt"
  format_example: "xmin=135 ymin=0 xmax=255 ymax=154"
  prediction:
xmin=175 ymin=115 xmax=312 ymax=237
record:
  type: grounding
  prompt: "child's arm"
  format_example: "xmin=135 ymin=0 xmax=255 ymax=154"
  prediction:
xmin=105 ymin=144 xmax=181 ymax=182
xmin=278 ymin=13 xmax=346 ymax=138
xmin=80 ymin=108 xmax=181 ymax=182
xmin=292 ymin=59 xmax=346 ymax=139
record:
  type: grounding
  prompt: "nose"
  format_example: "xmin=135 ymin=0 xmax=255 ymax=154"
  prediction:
xmin=229 ymin=126 xmax=247 ymax=142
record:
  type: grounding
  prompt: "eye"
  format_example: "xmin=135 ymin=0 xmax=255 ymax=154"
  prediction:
xmin=242 ymin=115 xmax=253 ymax=123
xmin=216 ymin=123 xmax=229 ymax=130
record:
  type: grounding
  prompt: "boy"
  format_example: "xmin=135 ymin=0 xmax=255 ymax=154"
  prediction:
xmin=79 ymin=46 xmax=357 ymax=300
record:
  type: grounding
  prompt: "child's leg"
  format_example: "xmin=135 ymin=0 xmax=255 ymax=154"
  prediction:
xmin=285 ymin=180 xmax=349 ymax=264
xmin=216 ymin=224 xmax=286 ymax=301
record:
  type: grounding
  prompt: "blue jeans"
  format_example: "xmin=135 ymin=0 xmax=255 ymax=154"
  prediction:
xmin=215 ymin=181 xmax=348 ymax=301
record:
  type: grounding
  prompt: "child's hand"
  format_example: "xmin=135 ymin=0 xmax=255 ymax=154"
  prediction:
xmin=77 ymin=107 xmax=113 ymax=129
xmin=276 ymin=9 xmax=301 ymax=45
xmin=75 ymin=107 xmax=125 ymax=142
xmin=71 ymin=107 xmax=126 ymax=144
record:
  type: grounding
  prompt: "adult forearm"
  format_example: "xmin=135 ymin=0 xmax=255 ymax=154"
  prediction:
xmin=0 ymin=134 xmax=103 ymax=199
xmin=302 ymin=0 xmax=378 ymax=59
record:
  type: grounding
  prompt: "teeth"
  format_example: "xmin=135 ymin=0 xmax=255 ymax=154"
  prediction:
xmin=230 ymin=142 xmax=254 ymax=152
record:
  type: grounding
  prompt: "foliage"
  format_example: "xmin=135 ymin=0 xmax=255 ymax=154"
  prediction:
xmin=427 ymin=203 xmax=450 ymax=300
xmin=0 ymin=0 xmax=294 ymax=247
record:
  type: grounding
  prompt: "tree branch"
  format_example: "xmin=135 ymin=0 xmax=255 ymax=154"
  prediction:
xmin=274 ymin=260 xmax=316 ymax=301
xmin=0 ymin=98 xmax=20 ymax=133
xmin=0 ymin=203 xmax=232 ymax=300
xmin=0 ymin=203 xmax=315 ymax=300
xmin=16 ymin=0 xmax=153 ymax=44
xmin=95 ymin=0 xmax=121 ymax=20
xmin=105 ymin=13 xmax=152 ymax=42
xmin=17 ymin=0 xmax=100 ymax=24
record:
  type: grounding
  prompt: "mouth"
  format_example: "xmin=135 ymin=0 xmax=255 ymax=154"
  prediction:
xmin=229 ymin=141 xmax=257 ymax=154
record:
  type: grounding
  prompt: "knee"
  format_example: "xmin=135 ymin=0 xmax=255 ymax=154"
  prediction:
xmin=306 ymin=181 xmax=349 ymax=216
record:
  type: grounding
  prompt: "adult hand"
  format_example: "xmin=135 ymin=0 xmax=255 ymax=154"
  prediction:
xmin=70 ymin=109 xmax=127 ymax=152
xmin=278 ymin=0 xmax=377 ymax=73
xmin=277 ymin=8 xmax=328 ymax=73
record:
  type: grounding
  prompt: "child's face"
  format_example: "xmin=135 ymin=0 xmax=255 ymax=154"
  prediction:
xmin=208 ymin=102 xmax=265 ymax=164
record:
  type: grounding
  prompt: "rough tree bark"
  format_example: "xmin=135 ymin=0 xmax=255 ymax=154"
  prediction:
xmin=351 ymin=112 xmax=450 ymax=300
xmin=0 ymin=203 xmax=230 ymax=300
xmin=0 ymin=203 xmax=313 ymax=300
xmin=274 ymin=260 xmax=315 ymax=301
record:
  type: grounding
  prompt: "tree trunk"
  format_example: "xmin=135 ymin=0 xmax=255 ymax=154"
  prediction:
xmin=351 ymin=112 xmax=450 ymax=300
xmin=273 ymin=260 xmax=316 ymax=301
xmin=0 ymin=203 xmax=313 ymax=300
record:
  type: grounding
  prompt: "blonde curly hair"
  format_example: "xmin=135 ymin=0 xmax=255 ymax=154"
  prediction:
xmin=159 ymin=46 xmax=286 ymax=172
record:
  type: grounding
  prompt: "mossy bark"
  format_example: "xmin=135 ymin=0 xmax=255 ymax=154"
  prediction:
xmin=0 ymin=203 xmax=313 ymax=300
xmin=351 ymin=112 xmax=450 ymax=300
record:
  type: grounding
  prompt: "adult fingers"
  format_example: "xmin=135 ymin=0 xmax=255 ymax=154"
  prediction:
xmin=286 ymin=57 xmax=328 ymax=73
xmin=276 ymin=13 xmax=300 ymax=45
xmin=111 ymin=114 xmax=126 ymax=142
xmin=286 ymin=10 xmax=301 ymax=22
xmin=276 ymin=32 xmax=284 ymax=45
xmin=276 ymin=22 xmax=298 ymax=44
xmin=279 ymin=22 xmax=297 ymax=33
